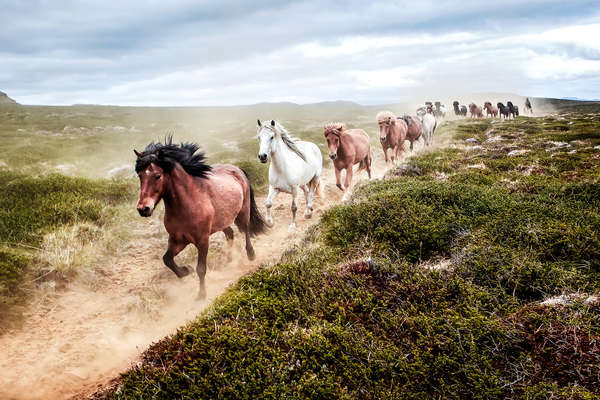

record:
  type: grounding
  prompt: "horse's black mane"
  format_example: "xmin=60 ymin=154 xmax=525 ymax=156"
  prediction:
xmin=135 ymin=136 xmax=212 ymax=178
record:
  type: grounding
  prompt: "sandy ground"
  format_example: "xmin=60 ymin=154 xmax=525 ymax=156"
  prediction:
xmin=0 ymin=138 xmax=410 ymax=400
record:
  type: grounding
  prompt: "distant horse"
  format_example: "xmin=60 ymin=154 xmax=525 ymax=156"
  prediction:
xmin=497 ymin=102 xmax=509 ymax=119
xmin=416 ymin=108 xmax=437 ymax=146
xmin=376 ymin=110 xmax=407 ymax=164
xmin=469 ymin=103 xmax=484 ymax=118
xmin=134 ymin=138 xmax=267 ymax=299
xmin=401 ymin=115 xmax=424 ymax=150
xmin=324 ymin=122 xmax=371 ymax=201
xmin=525 ymin=98 xmax=533 ymax=114
xmin=257 ymin=119 xmax=322 ymax=232
xmin=434 ymin=101 xmax=447 ymax=118
xmin=453 ymin=101 xmax=467 ymax=117
xmin=507 ymin=101 xmax=519 ymax=118
xmin=483 ymin=101 xmax=498 ymax=118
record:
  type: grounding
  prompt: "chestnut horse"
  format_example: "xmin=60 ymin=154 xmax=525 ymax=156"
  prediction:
xmin=400 ymin=115 xmax=423 ymax=150
xmin=483 ymin=101 xmax=498 ymax=118
xmin=469 ymin=103 xmax=483 ymax=118
xmin=324 ymin=122 xmax=371 ymax=201
xmin=134 ymin=138 xmax=267 ymax=299
xmin=376 ymin=110 xmax=407 ymax=165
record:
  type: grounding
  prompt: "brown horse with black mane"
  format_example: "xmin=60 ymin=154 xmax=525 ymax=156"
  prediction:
xmin=134 ymin=138 xmax=267 ymax=299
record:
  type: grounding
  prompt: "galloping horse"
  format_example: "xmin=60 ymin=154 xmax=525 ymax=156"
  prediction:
xmin=257 ymin=119 xmax=322 ymax=232
xmin=416 ymin=108 xmax=437 ymax=146
xmin=134 ymin=138 xmax=267 ymax=299
xmin=483 ymin=101 xmax=498 ymax=118
xmin=524 ymin=98 xmax=533 ymax=114
xmin=453 ymin=101 xmax=468 ymax=117
xmin=401 ymin=115 xmax=424 ymax=150
xmin=376 ymin=111 xmax=407 ymax=164
xmin=497 ymin=102 xmax=510 ymax=119
xmin=469 ymin=103 xmax=484 ymax=118
xmin=324 ymin=122 xmax=371 ymax=201
xmin=507 ymin=101 xmax=519 ymax=118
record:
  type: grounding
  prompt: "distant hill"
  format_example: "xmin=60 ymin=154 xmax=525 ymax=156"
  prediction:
xmin=0 ymin=91 xmax=18 ymax=105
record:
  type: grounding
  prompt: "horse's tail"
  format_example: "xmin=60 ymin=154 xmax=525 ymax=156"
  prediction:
xmin=241 ymin=170 xmax=268 ymax=237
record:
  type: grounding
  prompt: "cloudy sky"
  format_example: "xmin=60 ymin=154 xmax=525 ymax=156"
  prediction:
xmin=1 ymin=0 xmax=599 ymax=105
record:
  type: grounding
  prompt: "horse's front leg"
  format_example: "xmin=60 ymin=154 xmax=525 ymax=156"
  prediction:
xmin=264 ymin=185 xmax=279 ymax=227
xmin=334 ymin=167 xmax=343 ymax=192
xmin=194 ymin=235 xmax=210 ymax=300
xmin=163 ymin=236 xmax=191 ymax=278
xmin=383 ymin=147 xmax=389 ymax=164
xmin=342 ymin=166 xmax=353 ymax=202
xmin=289 ymin=186 xmax=298 ymax=232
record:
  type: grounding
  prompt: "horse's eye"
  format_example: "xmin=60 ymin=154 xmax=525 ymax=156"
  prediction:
xmin=155 ymin=174 xmax=161 ymax=180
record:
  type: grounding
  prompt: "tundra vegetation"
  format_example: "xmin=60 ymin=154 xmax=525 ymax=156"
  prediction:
xmin=97 ymin=109 xmax=600 ymax=399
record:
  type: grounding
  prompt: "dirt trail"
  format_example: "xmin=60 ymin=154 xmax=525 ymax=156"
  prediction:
xmin=0 ymin=144 xmax=401 ymax=400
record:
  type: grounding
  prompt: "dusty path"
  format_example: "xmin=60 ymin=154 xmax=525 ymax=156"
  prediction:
xmin=0 ymin=144 xmax=402 ymax=400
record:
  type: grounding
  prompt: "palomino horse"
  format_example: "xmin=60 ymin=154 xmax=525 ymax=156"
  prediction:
xmin=416 ymin=107 xmax=437 ymax=146
xmin=483 ymin=102 xmax=498 ymax=118
xmin=401 ymin=115 xmax=423 ymax=151
xmin=497 ymin=102 xmax=510 ymax=119
xmin=134 ymin=138 xmax=267 ymax=299
xmin=257 ymin=119 xmax=322 ymax=232
xmin=525 ymin=98 xmax=533 ymax=114
xmin=469 ymin=103 xmax=484 ymax=118
xmin=376 ymin=111 xmax=407 ymax=164
xmin=324 ymin=122 xmax=371 ymax=201
xmin=507 ymin=101 xmax=519 ymax=118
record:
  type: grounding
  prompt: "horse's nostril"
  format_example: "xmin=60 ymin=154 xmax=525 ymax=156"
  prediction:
xmin=329 ymin=154 xmax=337 ymax=160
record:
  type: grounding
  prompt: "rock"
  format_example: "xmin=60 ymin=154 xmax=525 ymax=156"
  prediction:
xmin=465 ymin=138 xmax=479 ymax=144
xmin=508 ymin=149 xmax=530 ymax=157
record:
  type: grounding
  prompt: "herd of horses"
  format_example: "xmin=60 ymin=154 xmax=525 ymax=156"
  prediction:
xmin=453 ymin=98 xmax=533 ymax=119
xmin=133 ymin=98 xmax=532 ymax=298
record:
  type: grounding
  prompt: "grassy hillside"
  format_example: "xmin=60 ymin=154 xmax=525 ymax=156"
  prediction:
xmin=0 ymin=171 xmax=135 ymax=325
xmin=98 ymin=113 xmax=600 ymax=399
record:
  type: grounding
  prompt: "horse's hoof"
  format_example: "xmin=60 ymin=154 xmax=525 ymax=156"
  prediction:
xmin=265 ymin=218 xmax=274 ymax=228
xmin=196 ymin=289 xmax=207 ymax=301
xmin=178 ymin=266 xmax=192 ymax=278
xmin=246 ymin=247 xmax=256 ymax=261
xmin=288 ymin=223 xmax=296 ymax=233
xmin=304 ymin=212 xmax=312 ymax=219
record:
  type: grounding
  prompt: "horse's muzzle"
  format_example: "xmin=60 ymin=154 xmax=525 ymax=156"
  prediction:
xmin=329 ymin=153 xmax=337 ymax=160
xmin=137 ymin=206 xmax=153 ymax=217
xmin=380 ymin=136 xmax=386 ymax=142
xmin=258 ymin=154 xmax=268 ymax=163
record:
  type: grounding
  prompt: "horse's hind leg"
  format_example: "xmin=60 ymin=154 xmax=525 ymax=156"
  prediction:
xmin=305 ymin=176 xmax=318 ymax=219
xmin=194 ymin=235 xmax=210 ymax=300
xmin=223 ymin=227 xmax=234 ymax=263
xmin=234 ymin=207 xmax=256 ymax=261
xmin=289 ymin=186 xmax=298 ymax=232
xmin=163 ymin=236 xmax=191 ymax=278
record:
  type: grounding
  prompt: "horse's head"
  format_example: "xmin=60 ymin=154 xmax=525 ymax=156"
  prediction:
xmin=484 ymin=101 xmax=490 ymax=108
xmin=376 ymin=111 xmax=396 ymax=143
xmin=453 ymin=101 xmax=459 ymax=106
xmin=134 ymin=150 xmax=166 ymax=217
xmin=256 ymin=119 xmax=277 ymax=163
xmin=324 ymin=123 xmax=345 ymax=160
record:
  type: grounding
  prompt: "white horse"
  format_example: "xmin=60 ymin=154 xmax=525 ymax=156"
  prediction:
xmin=416 ymin=108 xmax=437 ymax=146
xmin=257 ymin=119 xmax=322 ymax=232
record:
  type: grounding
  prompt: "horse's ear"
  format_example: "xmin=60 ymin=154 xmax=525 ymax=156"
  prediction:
xmin=270 ymin=120 xmax=275 ymax=127
xmin=134 ymin=149 xmax=142 ymax=157
xmin=257 ymin=119 xmax=261 ymax=127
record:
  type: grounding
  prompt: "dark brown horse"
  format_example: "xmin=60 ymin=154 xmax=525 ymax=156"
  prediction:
xmin=324 ymin=123 xmax=371 ymax=201
xmin=453 ymin=101 xmax=468 ymax=117
xmin=483 ymin=101 xmax=498 ymax=118
xmin=497 ymin=102 xmax=509 ymax=119
xmin=134 ymin=138 xmax=267 ymax=299
xmin=507 ymin=101 xmax=519 ymax=118
xmin=401 ymin=115 xmax=423 ymax=151
xmin=376 ymin=110 xmax=407 ymax=165
xmin=525 ymin=98 xmax=533 ymax=114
